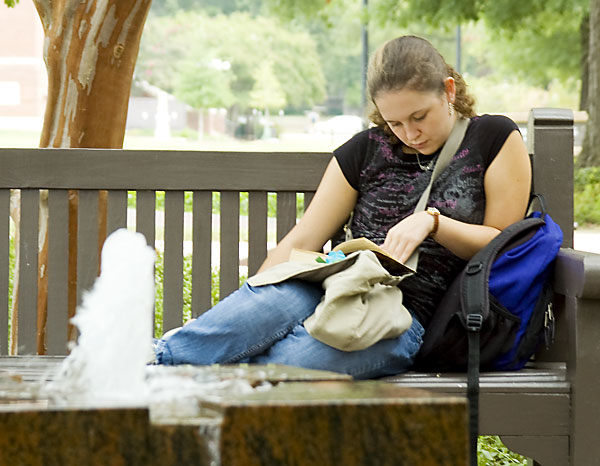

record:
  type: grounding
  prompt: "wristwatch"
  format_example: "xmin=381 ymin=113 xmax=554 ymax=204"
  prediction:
xmin=426 ymin=207 xmax=440 ymax=237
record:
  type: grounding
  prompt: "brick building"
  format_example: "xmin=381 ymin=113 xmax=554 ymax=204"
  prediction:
xmin=0 ymin=2 xmax=46 ymax=130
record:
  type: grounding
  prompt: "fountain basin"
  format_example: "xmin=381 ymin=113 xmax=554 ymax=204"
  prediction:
xmin=0 ymin=358 xmax=468 ymax=466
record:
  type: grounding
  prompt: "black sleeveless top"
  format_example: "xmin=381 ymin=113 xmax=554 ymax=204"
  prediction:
xmin=333 ymin=114 xmax=519 ymax=327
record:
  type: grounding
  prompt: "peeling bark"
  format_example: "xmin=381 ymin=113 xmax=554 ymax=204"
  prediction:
xmin=10 ymin=0 xmax=151 ymax=354
xmin=37 ymin=0 xmax=152 ymax=148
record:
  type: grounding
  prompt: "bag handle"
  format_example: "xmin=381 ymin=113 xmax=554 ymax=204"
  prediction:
xmin=404 ymin=117 xmax=470 ymax=271
xmin=528 ymin=192 xmax=549 ymax=217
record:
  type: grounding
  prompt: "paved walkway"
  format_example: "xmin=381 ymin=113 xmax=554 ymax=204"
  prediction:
xmin=573 ymin=228 xmax=600 ymax=254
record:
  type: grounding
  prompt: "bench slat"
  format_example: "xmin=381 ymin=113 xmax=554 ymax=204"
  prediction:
xmin=0 ymin=150 xmax=331 ymax=192
xmin=106 ymin=190 xmax=127 ymax=236
xmin=136 ymin=190 xmax=156 ymax=248
xmin=276 ymin=192 xmax=296 ymax=243
xmin=192 ymin=191 xmax=212 ymax=316
xmin=47 ymin=189 xmax=69 ymax=355
xmin=18 ymin=189 xmax=39 ymax=354
xmin=163 ymin=191 xmax=184 ymax=331
xmin=0 ymin=190 xmax=8 ymax=355
xmin=220 ymin=192 xmax=239 ymax=299
xmin=76 ymin=190 xmax=99 ymax=309
xmin=386 ymin=365 xmax=570 ymax=393
xmin=248 ymin=191 xmax=268 ymax=277
xmin=135 ymin=190 xmax=156 ymax=332
xmin=303 ymin=192 xmax=314 ymax=211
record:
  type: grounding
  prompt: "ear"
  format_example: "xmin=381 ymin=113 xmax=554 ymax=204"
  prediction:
xmin=444 ymin=77 xmax=456 ymax=103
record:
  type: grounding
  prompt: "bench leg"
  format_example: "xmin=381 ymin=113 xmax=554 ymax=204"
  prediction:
xmin=500 ymin=436 xmax=569 ymax=466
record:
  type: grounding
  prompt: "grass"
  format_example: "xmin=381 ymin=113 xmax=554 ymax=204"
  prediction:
xmin=0 ymin=126 xmax=345 ymax=153
xmin=0 ymin=129 xmax=41 ymax=148
xmin=153 ymin=251 xmax=247 ymax=337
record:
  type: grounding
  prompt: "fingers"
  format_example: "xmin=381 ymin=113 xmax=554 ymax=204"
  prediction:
xmin=382 ymin=211 xmax=434 ymax=263
xmin=382 ymin=233 xmax=421 ymax=264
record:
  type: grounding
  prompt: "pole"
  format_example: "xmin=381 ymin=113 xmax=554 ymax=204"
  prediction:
xmin=456 ymin=24 xmax=462 ymax=74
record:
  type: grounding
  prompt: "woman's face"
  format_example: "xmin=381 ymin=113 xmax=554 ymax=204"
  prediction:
xmin=374 ymin=78 xmax=456 ymax=155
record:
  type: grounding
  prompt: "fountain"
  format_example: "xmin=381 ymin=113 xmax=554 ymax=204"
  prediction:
xmin=0 ymin=230 xmax=468 ymax=465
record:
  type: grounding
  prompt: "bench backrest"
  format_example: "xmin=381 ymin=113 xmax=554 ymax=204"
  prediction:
xmin=0 ymin=108 xmax=574 ymax=355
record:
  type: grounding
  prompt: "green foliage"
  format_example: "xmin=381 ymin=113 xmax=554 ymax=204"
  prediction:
xmin=478 ymin=436 xmax=528 ymax=465
xmin=478 ymin=13 xmax=583 ymax=87
xmin=128 ymin=190 xmax=303 ymax=219
xmin=574 ymin=166 xmax=600 ymax=225
xmin=153 ymin=251 xmax=192 ymax=337
xmin=6 ymin=229 xmax=15 ymax=345
xmin=371 ymin=0 xmax=587 ymax=89
xmin=249 ymin=61 xmax=287 ymax=111
xmin=153 ymin=250 xmax=247 ymax=337
xmin=136 ymin=12 xmax=326 ymax=112
xmin=174 ymin=60 xmax=235 ymax=109
xmin=261 ymin=0 xmax=332 ymax=21
xmin=150 ymin=0 xmax=263 ymax=17
xmin=4 ymin=0 xmax=18 ymax=7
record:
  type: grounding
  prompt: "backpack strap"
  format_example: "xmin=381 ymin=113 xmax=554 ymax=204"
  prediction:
xmin=460 ymin=215 xmax=546 ymax=466
xmin=461 ymin=216 xmax=545 ymax=320
xmin=404 ymin=117 xmax=470 ymax=271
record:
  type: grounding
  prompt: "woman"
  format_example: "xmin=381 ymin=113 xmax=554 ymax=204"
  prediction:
xmin=154 ymin=35 xmax=531 ymax=378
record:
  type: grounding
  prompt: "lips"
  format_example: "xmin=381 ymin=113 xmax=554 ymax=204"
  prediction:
xmin=412 ymin=141 xmax=428 ymax=151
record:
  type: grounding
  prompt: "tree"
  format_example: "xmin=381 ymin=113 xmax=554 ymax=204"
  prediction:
xmin=136 ymin=12 xmax=326 ymax=112
xmin=249 ymin=61 xmax=287 ymax=112
xmin=174 ymin=59 xmax=235 ymax=110
xmin=4 ymin=0 xmax=152 ymax=353
xmin=579 ymin=0 xmax=600 ymax=167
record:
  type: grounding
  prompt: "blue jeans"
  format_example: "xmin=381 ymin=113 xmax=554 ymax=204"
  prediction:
xmin=154 ymin=280 xmax=425 ymax=379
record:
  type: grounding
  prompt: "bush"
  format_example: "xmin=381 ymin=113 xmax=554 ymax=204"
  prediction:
xmin=574 ymin=166 xmax=600 ymax=226
xmin=478 ymin=436 xmax=528 ymax=465
xmin=153 ymin=250 xmax=246 ymax=337
xmin=128 ymin=191 xmax=305 ymax=218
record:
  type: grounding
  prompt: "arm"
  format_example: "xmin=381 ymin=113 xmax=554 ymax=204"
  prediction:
xmin=257 ymin=157 xmax=358 ymax=273
xmin=382 ymin=130 xmax=531 ymax=262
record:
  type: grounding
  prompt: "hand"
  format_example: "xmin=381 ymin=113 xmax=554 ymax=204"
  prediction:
xmin=381 ymin=211 xmax=435 ymax=263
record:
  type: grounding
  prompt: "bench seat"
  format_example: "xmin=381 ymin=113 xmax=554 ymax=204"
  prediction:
xmin=385 ymin=363 xmax=569 ymax=394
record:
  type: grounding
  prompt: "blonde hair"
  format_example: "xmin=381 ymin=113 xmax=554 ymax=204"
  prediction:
xmin=367 ymin=36 xmax=476 ymax=142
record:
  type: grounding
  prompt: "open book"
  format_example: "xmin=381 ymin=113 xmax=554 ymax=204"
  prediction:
xmin=289 ymin=237 xmax=415 ymax=275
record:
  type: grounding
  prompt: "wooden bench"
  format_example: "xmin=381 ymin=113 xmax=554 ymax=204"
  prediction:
xmin=0 ymin=108 xmax=598 ymax=466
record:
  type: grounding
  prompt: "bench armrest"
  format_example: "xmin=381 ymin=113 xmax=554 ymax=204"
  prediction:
xmin=537 ymin=248 xmax=600 ymax=364
xmin=550 ymin=247 xmax=600 ymax=456
xmin=553 ymin=248 xmax=600 ymax=300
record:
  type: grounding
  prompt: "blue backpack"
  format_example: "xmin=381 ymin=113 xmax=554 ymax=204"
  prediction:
xmin=415 ymin=202 xmax=563 ymax=372
xmin=413 ymin=196 xmax=563 ymax=466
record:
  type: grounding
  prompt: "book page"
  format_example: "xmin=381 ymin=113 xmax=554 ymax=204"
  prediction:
xmin=333 ymin=237 xmax=415 ymax=275
xmin=289 ymin=248 xmax=327 ymax=263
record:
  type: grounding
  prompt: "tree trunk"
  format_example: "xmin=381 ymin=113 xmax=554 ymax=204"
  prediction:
xmin=35 ymin=0 xmax=152 ymax=148
xmin=580 ymin=13 xmax=590 ymax=112
xmin=579 ymin=0 xmax=600 ymax=168
xmin=10 ymin=0 xmax=151 ymax=354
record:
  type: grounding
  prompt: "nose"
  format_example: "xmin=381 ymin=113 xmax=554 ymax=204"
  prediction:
xmin=404 ymin=123 xmax=420 ymax=143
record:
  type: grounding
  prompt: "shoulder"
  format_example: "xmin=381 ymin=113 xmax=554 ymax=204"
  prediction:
xmin=469 ymin=114 xmax=519 ymax=134
xmin=334 ymin=126 xmax=389 ymax=155
xmin=468 ymin=114 xmax=521 ymax=168
xmin=333 ymin=127 xmax=393 ymax=189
